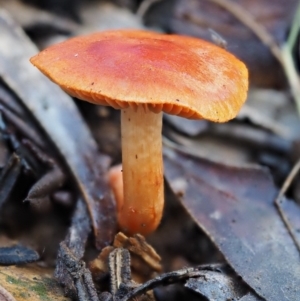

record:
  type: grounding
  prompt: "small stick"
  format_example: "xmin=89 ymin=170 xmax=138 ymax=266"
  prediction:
xmin=58 ymin=242 xmax=98 ymax=301
xmin=274 ymin=158 xmax=300 ymax=253
xmin=109 ymin=248 xmax=132 ymax=296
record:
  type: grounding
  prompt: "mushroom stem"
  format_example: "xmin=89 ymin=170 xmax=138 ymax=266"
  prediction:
xmin=120 ymin=106 xmax=164 ymax=235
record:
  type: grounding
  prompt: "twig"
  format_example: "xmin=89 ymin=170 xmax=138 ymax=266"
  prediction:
xmin=58 ymin=242 xmax=99 ymax=301
xmin=287 ymin=1 xmax=300 ymax=50
xmin=109 ymin=248 xmax=132 ymax=296
xmin=281 ymin=1 xmax=300 ymax=114
xmin=120 ymin=266 xmax=219 ymax=301
xmin=274 ymin=158 xmax=300 ymax=253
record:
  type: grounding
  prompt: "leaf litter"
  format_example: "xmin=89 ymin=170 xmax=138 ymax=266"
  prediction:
xmin=0 ymin=9 xmax=116 ymax=250
xmin=164 ymin=147 xmax=300 ymax=301
xmin=1 ymin=1 xmax=300 ymax=300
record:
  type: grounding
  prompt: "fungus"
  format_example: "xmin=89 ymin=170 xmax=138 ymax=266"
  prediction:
xmin=30 ymin=29 xmax=248 ymax=235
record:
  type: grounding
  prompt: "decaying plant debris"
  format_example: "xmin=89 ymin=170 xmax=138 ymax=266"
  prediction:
xmin=1 ymin=1 xmax=300 ymax=301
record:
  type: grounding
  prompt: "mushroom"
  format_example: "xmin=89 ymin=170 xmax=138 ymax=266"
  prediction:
xmin=108 ymin=164 xmax=124 ymax=214
xmin=30 ymin=30 xmax=248 ymax=235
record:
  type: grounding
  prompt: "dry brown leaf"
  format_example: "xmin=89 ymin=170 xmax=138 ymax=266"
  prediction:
xmin=164 ymin=148 xmax=300 ymax=301
xmin=115 ymin=233 xmax=161 ymax=283
xmin=90 ymin=232 xmax=161 ymax=284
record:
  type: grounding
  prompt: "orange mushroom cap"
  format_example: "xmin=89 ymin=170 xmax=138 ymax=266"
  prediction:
xmin=30 ymin=29 xmax=248 ymax=122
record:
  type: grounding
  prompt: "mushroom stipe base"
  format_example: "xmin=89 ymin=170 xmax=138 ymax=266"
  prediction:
xmin=120 ymin=107 xmax=164 ymax=235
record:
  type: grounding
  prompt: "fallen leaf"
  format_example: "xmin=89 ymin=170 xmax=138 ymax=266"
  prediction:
xmin=0 ymin=245 xmax=39 ymax=265
xmin=164 ymin=148 xmax=300 ymax=301
xmin=0 ymin=0 xmax=78 ymax=32
xmin=185 ymin=266 xmax=261 ymax=301
xmin=239 ymin=294 xmax=263 ymax=301
xmin=0 ymin=10 xmax=116 ymax=249
xmin=90 ymin=232 xmax=161 ymax=284
xmin=114 ymin=232 xmax=162 ymax=281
